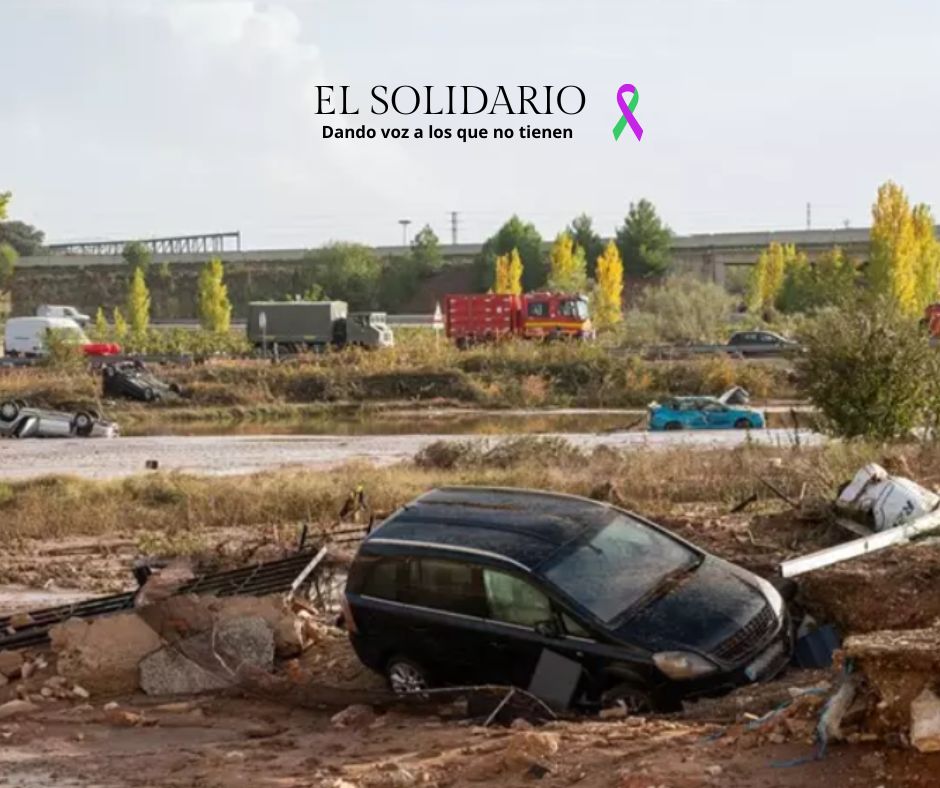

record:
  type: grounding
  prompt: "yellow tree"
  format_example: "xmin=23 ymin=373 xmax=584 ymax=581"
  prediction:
xmin=747 ymin=242 xmax=798 ymax=312
xmin=507 ymin=248 xmax=523 ymax=295
xmin=197 ymin=257 xmax=232 ymax=333
xmin=548 ymin=232 xmax=588 ymax=293
xmin=869 ymin=181 xmax=919 ymax=315
xmin=593 ymin=240 xmax=624 ymax=328
xmin=126 ymin=267 xmax=151 ymax=343
xmin=0 ymin=191 xmax=10 ymax=220
xmin=493 ymin=252 xmax=510 ymax=294
xmin=912 ymin=203 xmax=940 ymax=311
xmin=112 ymin=307 xmax=128 ymax=344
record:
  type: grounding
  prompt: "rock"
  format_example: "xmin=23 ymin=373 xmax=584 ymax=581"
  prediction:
xmin=20 ymin=661 xmax=34 ymax=679
xmin=0 ymin=674 xmax=7 ymax=688
xmin=705 ymin=765 xmax=723 ymax=776
xmin=104 ymin=707 xmax=144 ymax=727
xmin=50 ymin=613 xmax=163 ymax=694
xmin=599 ymin=705 xmax=628 ymax=720
xmin=135 ymin=594 xmax=214 ymax=641
xmin=911 ymin=688 xmax=940 ymax=752
xmin=139 ymin=645 xmax=231 ymax=696
xmin=139 ymin=616 xmax=274 ymax=696
xmin=502 ymin=731 xmax=560 ymax=770
xmin=0 ymin=700 xmax=38 ymax=721
xmin=273 ymin=615 xmax=306 ymax=658
xmin=72 ymin=685 xmax=91 ymax=700
xmin=331 ymin=704 xmax=376 ymax=729
xmin=0 ymin=650 xmax=23 ymax=679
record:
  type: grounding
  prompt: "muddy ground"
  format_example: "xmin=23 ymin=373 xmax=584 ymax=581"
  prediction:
xmin=3 ymin=501 xmax=940 ymax=786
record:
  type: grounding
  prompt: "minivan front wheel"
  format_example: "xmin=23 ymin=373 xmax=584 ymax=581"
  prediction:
xmin=386 ymin=656 xmax=430 ymax=695
xmin=602 ymin=683 xmax=654 ymax=715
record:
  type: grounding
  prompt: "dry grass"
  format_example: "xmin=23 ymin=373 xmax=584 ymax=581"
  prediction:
xmin=0 ymin=437 xmax=916 ymax=545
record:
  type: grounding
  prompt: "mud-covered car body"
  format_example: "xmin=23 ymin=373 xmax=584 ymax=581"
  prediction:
xmin=648 ymin=397 xmax=765 ymax=431
xmin=102 ymin=361 xmax=181 ymax=402
xmin=344 ymin=487 xmax=791 ymax=709
xmin=0 ymin=401 xmax=118 ymax=438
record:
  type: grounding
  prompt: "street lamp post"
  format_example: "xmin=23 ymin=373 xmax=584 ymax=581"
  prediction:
xmin=259 ymin=310 xmax=268 ymax=359
xmin=398 ymin=219 xmax=412 ymax=245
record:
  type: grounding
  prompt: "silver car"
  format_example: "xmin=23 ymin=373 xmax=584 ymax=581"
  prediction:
xmin=0 ymin=400 xmax=119 ymax=439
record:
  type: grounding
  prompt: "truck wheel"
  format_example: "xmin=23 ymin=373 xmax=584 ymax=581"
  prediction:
xmin=143 ymin=387 xmax=156 ymax=402
xmin=734 ymin=418 xmax=751 ymax=429
xmin=0 ymin=401 xmax=19 ymax=422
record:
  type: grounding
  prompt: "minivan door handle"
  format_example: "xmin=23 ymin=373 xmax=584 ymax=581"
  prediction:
xmin=488 ymin=641 xmax=509 ymax=651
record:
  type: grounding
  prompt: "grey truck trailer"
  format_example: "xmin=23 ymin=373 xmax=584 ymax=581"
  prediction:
xmin=247 ymin=301 xmax=394 ymax=352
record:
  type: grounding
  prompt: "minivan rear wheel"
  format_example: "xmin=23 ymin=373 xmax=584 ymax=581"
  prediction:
xmin=386 ymin=656 xmax=431 ymax=695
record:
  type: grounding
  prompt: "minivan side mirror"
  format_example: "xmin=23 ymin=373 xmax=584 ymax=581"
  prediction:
xmin=535 ymin=619 xmax=562 ymax=639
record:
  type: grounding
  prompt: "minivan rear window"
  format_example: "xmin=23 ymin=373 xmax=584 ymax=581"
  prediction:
xmin=406 ymin=559 xmax=486 ymax=617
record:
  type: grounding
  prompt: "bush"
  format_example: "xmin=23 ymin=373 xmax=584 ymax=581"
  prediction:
xmin=798 ymin=301 xmax=938 ymax=439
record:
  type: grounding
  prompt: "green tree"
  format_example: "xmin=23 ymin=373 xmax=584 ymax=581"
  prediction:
xmin=304 ymin=243 xmax=382 ymax=310
xmin=197 ymin=257 xmax=232 ymax=333
xmin=126 ymin=267 xmax=151 ymax=341
xmin=548 ymin=232 xmax=588 ymax=293
xmin=592 ymin=240 xmax=624 ymax=329
xmin=122 ymin=241 xmax=152 ymax=272
xmin=410 ymin=225 xmax=443 ymax=275
xmin=799 ymin=299 xmax=937 ymax=439
xmin=477 ymin=215 xmax=546 ymax=292
xmin=0 ymin=220 xmax=44 ymax=256
xmin=0 ymin=192 xmax=10 ymax=220
xmin=623 ymin=275 xmax=734 ymax=344
xmin=0 ymin=242 xmax=16 ymax=292
xmin=615 ymin=199 xmax=672 ymax=278
xmin=568 ymin=214 xmax=605 ymax=279
xmin=776 ymin=246 xmax=858 ymax=313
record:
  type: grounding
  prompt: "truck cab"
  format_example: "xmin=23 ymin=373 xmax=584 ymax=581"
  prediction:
xmin=521 ymin=293 xmax=593 ymax=340
xmin=347 ymin=312 xmax=394 ymax=348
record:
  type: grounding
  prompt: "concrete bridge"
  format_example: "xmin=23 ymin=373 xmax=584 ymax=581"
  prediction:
xmin=17 ymin=226 xmax=879 ymax=284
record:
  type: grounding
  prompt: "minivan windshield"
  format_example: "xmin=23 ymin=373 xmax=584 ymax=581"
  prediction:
xmin=541 ymin=512 xmax=698 ymax=623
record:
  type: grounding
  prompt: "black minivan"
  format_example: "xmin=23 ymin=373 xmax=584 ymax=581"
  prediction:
xmin=344 ymin=487 xmax=792 ymax=710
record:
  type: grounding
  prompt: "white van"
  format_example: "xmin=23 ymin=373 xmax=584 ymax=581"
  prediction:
xmin=37 ymin=305 xmax=91 ymax=327
xmin=4 ymin=316 xmax=88 ymax=357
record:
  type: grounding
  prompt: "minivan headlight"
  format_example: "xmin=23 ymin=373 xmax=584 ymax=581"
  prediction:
xmin=653 ymin=651 xmax=718 ymax=680
xmin=753 ymin=575 xmax=786 ymax=619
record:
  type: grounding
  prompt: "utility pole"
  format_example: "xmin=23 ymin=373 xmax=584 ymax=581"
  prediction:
xmin=450 ymin=211 xmax=459 ymax=245
xmin=398 ymin=219 xmax=411 ymax=246
xmin=806 ymin=202 xmax=812 ymax=230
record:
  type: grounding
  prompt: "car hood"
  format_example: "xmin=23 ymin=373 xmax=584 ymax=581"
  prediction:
xmin=611 ymin=557 xmax=767 ymax=655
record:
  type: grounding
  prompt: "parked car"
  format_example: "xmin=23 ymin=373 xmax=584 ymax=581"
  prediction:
xmin=36 ymin=305 xmax=91 ymax=327
xmin=102 ymin=361 xmax=182 ymax=402
xmin=648 ymin=397 xmax=765 ymax=431
xmin=0 ymin=401 xmax=118 ymax=438
xmin=343 ymin=487 xmax=792 ymax=710
xmin=3 ymin=316 xmax=120 ymax=358
xmin=727 ymin=330 xmax=799 ymax=357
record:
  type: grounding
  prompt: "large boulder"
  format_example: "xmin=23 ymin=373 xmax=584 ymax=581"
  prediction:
xmin=50 ymin=613 xmax=163 ymax=694
xmin=140 ymin=615 xmax=274 ymax=696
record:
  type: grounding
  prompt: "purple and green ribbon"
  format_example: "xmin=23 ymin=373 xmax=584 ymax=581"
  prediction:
xmin=613 ymin=83 xmax=643 ymax=141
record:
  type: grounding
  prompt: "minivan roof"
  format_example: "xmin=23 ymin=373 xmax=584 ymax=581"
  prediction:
xmin=368 ymin=486 xmax=613 ymax=570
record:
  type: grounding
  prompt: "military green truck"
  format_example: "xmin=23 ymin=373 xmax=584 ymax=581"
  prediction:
xmin=246 ymin=301 xmax=394 ymax=352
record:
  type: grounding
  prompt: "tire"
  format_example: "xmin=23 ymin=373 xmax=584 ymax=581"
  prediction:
xmin=0 ymin=401 xmax=19 ymax=422
xmin=169 ymin=383 xmax=182 ymax=395
xmin=734 ymin=418 xmax=751 ymax=429
xmin=74 ymin=412 xmax=94 ymax=436
xmin=385 ymin=656 xmax=431 ymax=695
xmin=664 ymin=421 xmax=682 ymax=431
xmin=142 ymin=387 xmax=155 ymax=402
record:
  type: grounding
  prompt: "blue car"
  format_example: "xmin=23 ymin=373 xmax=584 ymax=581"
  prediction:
xmin=649 ymin=396 xmax=765 ymax=431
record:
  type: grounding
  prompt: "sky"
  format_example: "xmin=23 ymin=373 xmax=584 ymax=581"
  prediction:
xmin=2 ymin=0 xmax=939 ymax=249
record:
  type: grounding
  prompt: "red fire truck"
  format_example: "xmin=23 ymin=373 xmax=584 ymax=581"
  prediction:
xmin=443 ymin=292 xmax=593 ymax=347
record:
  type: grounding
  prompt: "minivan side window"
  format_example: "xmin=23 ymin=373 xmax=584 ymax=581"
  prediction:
xmin=358 ymin=557 xmax=406 ymax=601
xmin=407 ymin=559 xmax=486 ymax=617
xmin=483 ymin=569 xmax=552 ymax=628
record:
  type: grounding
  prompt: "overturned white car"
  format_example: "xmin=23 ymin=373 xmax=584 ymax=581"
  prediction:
xmin=0 ymin=400 xmax=118 ymax=439
xmin=836 ymin=463 xmax=940 ymax=533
